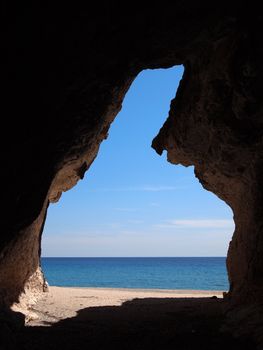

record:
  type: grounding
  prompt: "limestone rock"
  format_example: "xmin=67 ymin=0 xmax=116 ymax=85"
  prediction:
xmin=1 ymin=5 xmax=262 ymax=346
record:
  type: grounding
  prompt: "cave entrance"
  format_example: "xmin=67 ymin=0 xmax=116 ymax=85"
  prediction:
xmin=41 ymin=66 xmax=234 ymax=292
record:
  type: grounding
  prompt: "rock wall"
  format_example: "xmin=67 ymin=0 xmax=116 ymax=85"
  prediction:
xmin=152 ymin=19 xmax=263 ymax=303
xmin=2 ymin=2 xmax=263 ymax=313
xmin=153 ymin=25 xmax=263 ymax=303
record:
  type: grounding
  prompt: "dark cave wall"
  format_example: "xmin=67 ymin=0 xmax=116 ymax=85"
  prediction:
xmin=2 ymin=2 xmax=263 ymax=309
xmin=152 ymin=25 xmax=263 ymax=302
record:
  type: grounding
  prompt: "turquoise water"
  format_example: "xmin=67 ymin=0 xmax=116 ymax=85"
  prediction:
xmin=41 ymin=257 xmax=229 ymax=290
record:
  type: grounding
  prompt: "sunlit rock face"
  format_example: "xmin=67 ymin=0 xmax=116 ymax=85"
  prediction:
xmin=2 ymin=2 xmax=262 ymax=315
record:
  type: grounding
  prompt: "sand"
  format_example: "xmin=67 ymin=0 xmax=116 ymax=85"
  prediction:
xmin=19 ymin=287 xmax=255 ymax=349
xmin=28 ymin=286 xmax=224 ymax=325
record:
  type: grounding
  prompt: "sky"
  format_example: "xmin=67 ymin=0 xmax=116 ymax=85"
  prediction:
xmin=42 ymin=66 xmax=234 ymax=257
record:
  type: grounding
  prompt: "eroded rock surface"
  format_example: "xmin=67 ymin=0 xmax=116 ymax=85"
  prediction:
xmin=152 ymin=23 xmax=263 ymax=304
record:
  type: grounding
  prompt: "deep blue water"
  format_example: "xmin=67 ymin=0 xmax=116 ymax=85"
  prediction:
xmin=41 ymin=257 xmax=229 ymax=290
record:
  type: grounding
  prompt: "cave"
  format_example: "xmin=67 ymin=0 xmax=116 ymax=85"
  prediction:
xmin=2 ymin=2 xmax=263 ymax=348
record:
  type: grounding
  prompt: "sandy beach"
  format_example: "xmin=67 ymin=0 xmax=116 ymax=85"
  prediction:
xmin=28 ymin=286 xmax=224 ymax=325
xmin=18 ymin=287 xmax=255 ymax=350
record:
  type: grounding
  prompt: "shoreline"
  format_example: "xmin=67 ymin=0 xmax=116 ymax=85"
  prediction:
xmin=48 ymin=285 xmax=225 ymax=294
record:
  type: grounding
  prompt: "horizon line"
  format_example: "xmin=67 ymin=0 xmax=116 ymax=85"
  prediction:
xmin=41 ymin=256 xmax=227 ymax=258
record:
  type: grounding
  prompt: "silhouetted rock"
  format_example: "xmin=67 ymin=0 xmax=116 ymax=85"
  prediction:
xmin=1 ymin=2 xmax=263 ymax=347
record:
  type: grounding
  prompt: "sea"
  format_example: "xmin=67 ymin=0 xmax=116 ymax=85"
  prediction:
xmin=41 ymin=257 xmax=228 ymax=290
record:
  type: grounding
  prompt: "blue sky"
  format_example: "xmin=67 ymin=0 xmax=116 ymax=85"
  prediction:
xmin=42 ymin=66 xmax=234 ymax=257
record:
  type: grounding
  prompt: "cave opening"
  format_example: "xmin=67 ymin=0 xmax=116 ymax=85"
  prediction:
xmin=2 ymin=6 xmax=262 ymax=348
xmin=41 ymin=66 xmax=234 ymax=292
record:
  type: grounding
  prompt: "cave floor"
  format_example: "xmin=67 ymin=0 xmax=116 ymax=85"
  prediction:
xmin=15 ymin=289 xmax=256 ymax=350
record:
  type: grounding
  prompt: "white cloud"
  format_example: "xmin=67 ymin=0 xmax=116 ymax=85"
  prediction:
xmin=89 ymin=185 xmax=185 ymax=192
xmin=139 ymin=186 xmax=183 ymax=192
xmin=114 ymin=207 xmax=138 ymax=212
xmin=149 ymin=202 xmax=160 ymax=207
xmin=127 ymin=220 xmax=144 ymax=224
xmin=171 ymin=219 xmax=234 ymax=228
xmin=107 ymin=222 xmax=122 ymax=229
xmin=42 ymin=228 xmax=232 ymax=257
xmin=155 ymin=219 xmax=234 ymax=229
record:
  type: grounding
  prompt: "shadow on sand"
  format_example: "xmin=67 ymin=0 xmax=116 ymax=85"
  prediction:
xmin=18 ymin=297 xmax=255 ymax=350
